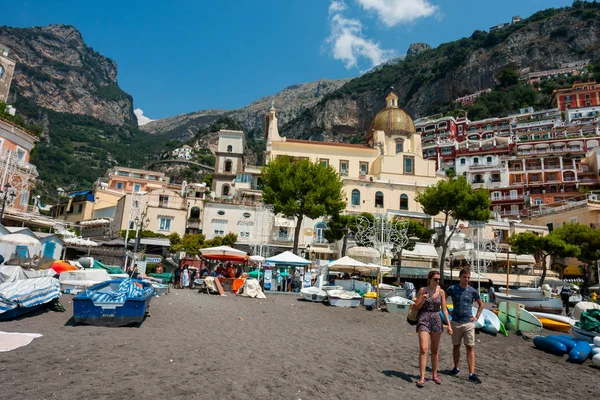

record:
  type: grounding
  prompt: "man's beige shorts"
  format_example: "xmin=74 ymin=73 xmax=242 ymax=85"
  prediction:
xmin=451 ymin=321 xmax=475 ymax=346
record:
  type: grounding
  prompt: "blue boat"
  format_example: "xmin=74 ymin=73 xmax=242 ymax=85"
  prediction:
xmin=73 ymin=278 xmax=154 ymax=327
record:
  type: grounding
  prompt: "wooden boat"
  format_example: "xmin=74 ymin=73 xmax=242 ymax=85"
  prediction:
xmin=494 ymin=292 xmax=562 ymax=313
xmin=73 ymin=279 xmax=154 ymax=326
xmin=300 ymin=287 xmax=327 ymax=302
xmin=537 ymin=317 xmax=572 ymax=333
xmin=327 ymin=290 xmax=361 ymax=307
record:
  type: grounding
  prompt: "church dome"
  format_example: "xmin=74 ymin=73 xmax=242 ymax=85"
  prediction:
xmin=368 ymin=92 xmax=416 ymax=138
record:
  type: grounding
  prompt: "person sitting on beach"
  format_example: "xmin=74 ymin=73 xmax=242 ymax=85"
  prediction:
xmin=446 ymin=269 xmax=484 ymax=384
xmin=200 ymin=264 xmax=208 ymax=277
xmin=413 ymin=270 xmax=452 ymax=388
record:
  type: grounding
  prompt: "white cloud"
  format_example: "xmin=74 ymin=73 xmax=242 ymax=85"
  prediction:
xmin=329 ymin=0 xmax=347 ymax=13
xmin=326 ymin=3 xmax=395 ymax=69
xmin=134 ymin=108 xmax=156 ymax=126
xmin=357 ymin=0 xmax=438 ymax=27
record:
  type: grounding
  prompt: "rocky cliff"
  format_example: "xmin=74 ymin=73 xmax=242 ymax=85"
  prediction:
xmin=0 ymin=24 xmax=135 ymax=125
xmin=141 ymin=78 xmax=350 ymax=141
xmin=281 ymin=6 xmax=600 ymax=141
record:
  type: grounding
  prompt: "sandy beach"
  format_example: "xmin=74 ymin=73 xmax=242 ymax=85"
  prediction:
xmin=0 ymin=290 xmax=598 ymax=400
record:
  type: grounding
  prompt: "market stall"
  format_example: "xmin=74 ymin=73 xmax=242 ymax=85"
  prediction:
xmin=264 ymin=251 xmax=311 ymax=292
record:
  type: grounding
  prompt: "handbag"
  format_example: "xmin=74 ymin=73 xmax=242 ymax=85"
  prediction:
xmin=406 ymin=304 xmax=419 ymax=326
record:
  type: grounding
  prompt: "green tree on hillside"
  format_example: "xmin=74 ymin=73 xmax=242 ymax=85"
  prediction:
xmin=261 ymin=157 xmax=346 ymax=254
xmin=415 ymin=177 xmax=491 ymax=284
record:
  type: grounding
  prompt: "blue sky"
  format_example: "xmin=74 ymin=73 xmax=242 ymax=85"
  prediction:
xmin=4 ymin=0 xmax=574 ymax=122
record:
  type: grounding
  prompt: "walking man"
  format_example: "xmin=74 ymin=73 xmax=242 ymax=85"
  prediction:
xmin=446 ymin=269 xmax=484 ymax=384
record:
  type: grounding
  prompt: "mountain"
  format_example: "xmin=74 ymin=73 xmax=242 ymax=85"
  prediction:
xmin=140 ymin=78 xmax=351 ymax=141
xmin=281 ymin=4 xmax=600 ymax=141
xmin=0 ymin=24 xmax=135 ymax=125
xmin=0 ymin=24 xmax=166 ymax=197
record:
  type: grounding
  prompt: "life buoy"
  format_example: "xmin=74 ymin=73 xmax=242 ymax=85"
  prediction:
xmin=303 ymin=228 xmax=314 ymax=235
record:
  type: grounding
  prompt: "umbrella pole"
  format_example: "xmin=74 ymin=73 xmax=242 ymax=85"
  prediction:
xmin=376 ymin=268 xmax=381 ymax=307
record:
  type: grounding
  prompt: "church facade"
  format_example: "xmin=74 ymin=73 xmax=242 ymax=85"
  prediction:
xmin=206 ymin=91 xmax=446 ymax=258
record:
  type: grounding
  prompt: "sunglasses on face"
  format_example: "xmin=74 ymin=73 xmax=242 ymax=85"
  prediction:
xmin=432 ymin=278 xmax=440 ymax=281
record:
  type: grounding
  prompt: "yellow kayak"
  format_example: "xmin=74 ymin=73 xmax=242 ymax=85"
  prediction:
xmin=538 ymin=317 xmax=571 ymax=333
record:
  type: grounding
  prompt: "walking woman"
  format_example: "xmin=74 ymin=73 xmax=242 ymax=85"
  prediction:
xmin=414 ymin=270 xmax=452 ymax=388
xmin=180 ymin=265 xmax=190 ymax=289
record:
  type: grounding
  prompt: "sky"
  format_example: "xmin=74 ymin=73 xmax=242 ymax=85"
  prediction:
xmin=4 ymin=0 xmax=575 ymax=122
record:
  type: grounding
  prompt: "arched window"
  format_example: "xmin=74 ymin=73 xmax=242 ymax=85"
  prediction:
xmin=227 ymin=145 xmax=233 ymax=152
xmin=190 ymin=206 xmax=200 ymax=219
xmin=224 ymin=160 xmax=232 ymax=172
xmin=400 ymin=194 xmax=408 ymax=210
xmin=222 ymin=185 xmax=230 ymax=197
xmin=351 ymin=189 xmax=360 ymax=206
xmin=314 ymin=222 xmax=327 ymax=243
xmin=375 ymin=191 xmax=384 ymax=208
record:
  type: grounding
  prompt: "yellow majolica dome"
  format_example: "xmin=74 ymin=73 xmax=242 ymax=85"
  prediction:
xmin=368 ymin=92 xmax=416 ymax=137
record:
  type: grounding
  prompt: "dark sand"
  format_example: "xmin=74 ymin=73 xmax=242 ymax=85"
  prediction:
xmin=0 ymin=290 xmax=598 ymax=400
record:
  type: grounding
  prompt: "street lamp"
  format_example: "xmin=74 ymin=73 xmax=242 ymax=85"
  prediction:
xmin=0 ymin=183 xmax=17 ymax=223
xmin=133 ymin=214 xmax=150 ymax=255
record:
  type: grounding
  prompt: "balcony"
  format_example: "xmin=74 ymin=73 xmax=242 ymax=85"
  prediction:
xmin=186 ymin=218 xmax=201 ymax=229
xmin=544 ymin=164 xmax=561 ymax=170
xmin=272 ymin=234 xmax=294 ymax=244
xmin=500 ymin=209 xmax=527 ymax=217
xmin=205 ymin=197 xmax=263 ymax=206
xmin=147 ymin=201 xmax=186 ymax=210
xmin=491 ymin=194 xmax=523 ymax=202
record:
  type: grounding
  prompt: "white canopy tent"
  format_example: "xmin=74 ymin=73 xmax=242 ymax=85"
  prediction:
xmin=327 ymin=256 xmax=369 ymax=274
xmin=266 ymin=251 xmax=311 ymax=266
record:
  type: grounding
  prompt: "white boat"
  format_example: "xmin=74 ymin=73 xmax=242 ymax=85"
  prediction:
xmin=59 ymin=269 xmax=111 ymax=295
xmin=530 ymin=311 xmax=576 ymax=326
xmin=321 ymin=285 xmax=343 ymax=292
xmin=300 ymin=287 xmax=327 ymax=302
xmin=494 ymin=292 xmax=563 ymax=313
xmin=571 ymin=324 xmax=600 ymax=343
xmin=384 ymin=296 xmax=414 ymax=313
xmin=569 ymin=293 xmax=583 ymax=305
xmin=327 ymin=290 xmax=361 ymax=307
xmin=379 ymin=284 xmax=407 ymax=299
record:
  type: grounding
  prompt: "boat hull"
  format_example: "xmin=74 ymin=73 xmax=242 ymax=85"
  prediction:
xmin=302 ymin=293 xmax=326 ymax=302
xmin=73 ymin=279 xmax=153 ymax=327
xmin=571 ymin=325 xmax=600 ymax=343
xmin=494 ymin=293 xmax=562 ymax=313
xmin=328 ymin=297 xmax=361 ymax=307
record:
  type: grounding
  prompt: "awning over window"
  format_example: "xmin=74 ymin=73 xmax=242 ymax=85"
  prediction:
xmin=481 ymin=273 xmax=536 ymax=287
xmin=451 ymin=250 xmax=535 ymax=265
xmin=402 ymin=243 xmax=439 ymax=262
xmin=563 ymin=265 xmax=584 ymax=276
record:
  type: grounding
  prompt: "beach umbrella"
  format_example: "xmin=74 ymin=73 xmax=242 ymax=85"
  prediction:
xmin=249 ymin=255 xmax=265 ymax=263
xmin=200 ymin=245 xmax=247 ymax=259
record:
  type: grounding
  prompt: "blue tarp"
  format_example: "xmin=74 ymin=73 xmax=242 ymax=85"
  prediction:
xmin=85 ymin=279 xmax=154 ymax=305
xmin=0 ymin=277 xmax=61 ymax=314
xmin=69 ymin=190 xmax=95 ymax=202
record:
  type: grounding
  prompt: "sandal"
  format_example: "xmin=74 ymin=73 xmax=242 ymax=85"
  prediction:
xmin=432 ymin=376 xmax=442 ymax=385
xmin=416 ymin=378 xmax=426 ymax=388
